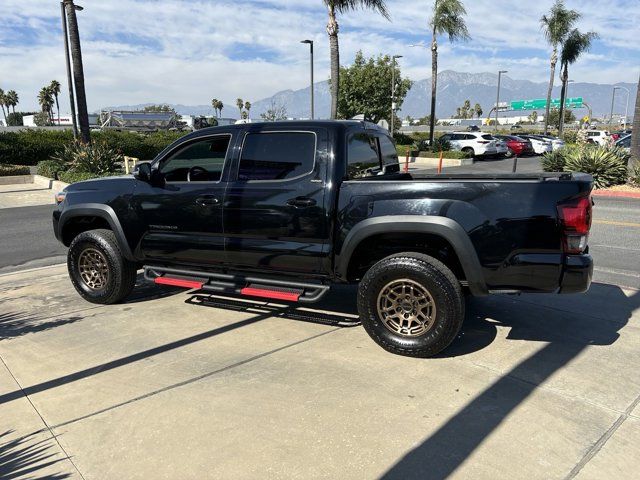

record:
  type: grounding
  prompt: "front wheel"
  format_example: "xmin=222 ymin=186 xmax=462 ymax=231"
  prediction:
xmin=68 ymin=229 xmax=137 ymax=304
xmin=357 ymin=253 xmax=464 ymax=357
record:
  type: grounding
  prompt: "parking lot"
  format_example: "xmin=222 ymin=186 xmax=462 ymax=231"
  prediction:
xmin=1 ymin=169 xmax=640 ymax=479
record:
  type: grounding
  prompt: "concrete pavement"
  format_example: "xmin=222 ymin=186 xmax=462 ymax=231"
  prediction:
xmin=1 ymin=264 xmax=639 ymax=479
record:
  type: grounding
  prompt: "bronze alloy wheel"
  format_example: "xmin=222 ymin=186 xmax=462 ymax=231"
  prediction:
xmin=376 ymin=278 xmax=437 ymax=337
xmin=77 ymin=247 xmax=110 ymax=290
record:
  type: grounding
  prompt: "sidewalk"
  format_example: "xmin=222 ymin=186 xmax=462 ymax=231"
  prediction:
xmin=1 ymin=264 xmax=639 ymax=479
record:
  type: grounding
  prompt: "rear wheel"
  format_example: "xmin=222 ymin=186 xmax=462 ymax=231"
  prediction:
xmin=461 ymin=147 xmax=475 ymax=158
xmin=357 ymin=253 xmax=464 ymax=357
xmin=68 ymin=229 xmax=137 ymax=304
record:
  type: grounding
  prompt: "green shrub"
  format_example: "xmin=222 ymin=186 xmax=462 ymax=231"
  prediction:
xmin=542 ymin=149 xmax=566 ymax=172
xmin=392 ymin=132 xmax=415 ymax=145
xmin=432 ymin=136 xmax=452 ymax=152
xmin=561 ymin=130 xmax=578 ymax=144
xmin=0 ymin=164 xmax=31 ymax=176
xmin=629 ymin=164 xmax=640 ymax=187
xmin=0 ymin=130 xmax=75 ymax=165
xmin=36 ymin=159 xmax=68 ymax=179
xmin=57 ymin=169 xmax=116 ymax=184
xmin=564 ymin=145 xmax=628 ymax=188
xmin=7 ymin=112 xmax=26 ymax=126
xmin=417 ymin=150 xmax=469 ymax=159
xmin=52 ymin=140 xmax=122 ymax=175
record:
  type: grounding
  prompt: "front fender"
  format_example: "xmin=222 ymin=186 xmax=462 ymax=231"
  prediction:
xmin=57 ymin=203 xmax=135 ymax=261
xmin=336 ymin=215 xmax=488 ymax=296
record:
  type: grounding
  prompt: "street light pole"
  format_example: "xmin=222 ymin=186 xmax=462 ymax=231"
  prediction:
xmin=609 ymin=87 xmax=617 ymax=128
xmin=495 ymin=70 xmax=507 ymax=132
xmin=390 ymin=55 xmax=403 ymax=134
xmin=300 ymin=40 xmax=314 ymax=119
xmin=61 ymin=2 xmax=78 ymax=139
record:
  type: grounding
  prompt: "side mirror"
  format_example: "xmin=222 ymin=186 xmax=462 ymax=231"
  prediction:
xmin=134 ymin=162 xmax=152 ymax=182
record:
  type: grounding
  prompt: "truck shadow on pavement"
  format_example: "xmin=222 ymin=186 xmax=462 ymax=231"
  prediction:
xmin=0 ymin=430 xmax=71 ymax=480
xmin=381 ymin=282 xmax=638 ymax=480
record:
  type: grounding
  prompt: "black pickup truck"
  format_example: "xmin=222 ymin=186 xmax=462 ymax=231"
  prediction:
xmin=53 ymin=120 xmax=593 ymax=357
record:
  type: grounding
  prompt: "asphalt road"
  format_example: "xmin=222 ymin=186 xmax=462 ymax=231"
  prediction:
xmin=0 ymin=204 xmax=66 ymax=274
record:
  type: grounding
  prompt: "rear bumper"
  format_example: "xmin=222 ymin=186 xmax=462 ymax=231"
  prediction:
xmin=559 ymin=254 xmax=593 ymax=294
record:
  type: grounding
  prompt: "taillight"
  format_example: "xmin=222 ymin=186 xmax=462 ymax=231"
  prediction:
xmin=557 ymin=196 xmax=592 ymax=254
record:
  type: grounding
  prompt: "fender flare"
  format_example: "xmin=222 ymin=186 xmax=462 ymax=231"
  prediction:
xmin=336 ymin=215 xmax=488 ymax=296
xmin=57 ymin=203 xmax=135 ymax=260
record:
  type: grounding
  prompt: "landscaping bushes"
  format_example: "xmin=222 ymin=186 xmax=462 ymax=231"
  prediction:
xmin=52 ymin=140 xmax=122 ymax=175
xmin=36 ymin=159 xmax=67 ymax=179
xmin=541 ymin=149 xmax=566 ymax=172
xmin=0 ymin=129 xmax=188 ymax=165
xmin=0 ymin=164 xmax=30 ymax=176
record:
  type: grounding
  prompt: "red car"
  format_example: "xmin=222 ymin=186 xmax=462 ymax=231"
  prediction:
xmin=494 ymin=135 xmax=534 ymax=157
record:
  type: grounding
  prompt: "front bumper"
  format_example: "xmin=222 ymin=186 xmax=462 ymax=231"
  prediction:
xmin=559 ymin=254 xmax=593 ymax=294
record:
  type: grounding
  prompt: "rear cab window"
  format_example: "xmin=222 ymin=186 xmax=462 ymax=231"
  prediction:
xmin=346 ymin=131 xmax=400 ymax=179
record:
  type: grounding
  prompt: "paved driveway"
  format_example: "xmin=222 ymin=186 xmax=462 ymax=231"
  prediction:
xmin=1 ymin=265 xmax=639 ymax=479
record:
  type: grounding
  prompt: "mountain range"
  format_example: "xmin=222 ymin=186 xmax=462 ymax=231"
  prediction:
xmin=103 ymin=70 xmax=636 ymax=121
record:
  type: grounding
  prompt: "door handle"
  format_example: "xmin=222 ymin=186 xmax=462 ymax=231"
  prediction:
xmin=195 ymin=195 xmax=220 ymax=206
xmin=286 ymin=196 xmax=316 ymax=208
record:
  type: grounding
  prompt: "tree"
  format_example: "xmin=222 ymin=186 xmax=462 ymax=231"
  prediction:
xmin=236 ymin=98 xmax=244 ymax=118
xmin=6 ymin=90 xmax=18 ymax=114
xmin=540 ymin=1 xmax=580 ymax=134
xmin=217 ymin=100 xmax=224 ymax=117
xmin=474 ymin=103 xmax=482 ymax=119
xmin=557 ymin=28 xmax=597 ymax=134
xmin=528 ymin=111 xmax=538 ymax=124
xmin=142 ymin=104 xmax=175 ymax=112
xmin=0 ymin=89 xmax=6 ymax=125
xmin=629 ymin=75 xmax=639 ymax=168
xmin=244 ymin=101 xmax=251 ymax=118
xmin=547 ymin=107 xmax=575 ymax=129
xmin=324 ymin=0 xmax=390 ymax=119
xmin=49 ymin=80 xmax=61 ymax=124
xmin=337 ymin=51 xmax=412 ymax=124
xmin=64 ymin=0 xmax=90 ymax=142
xmin=428 ymin=0 xmax=470 ymax=145
xmin=38 ymin=87 xmax=54 ymax=121
xmin=260 ymin=100 xmax=287 ymax=122
xmin=211 ymin=98 xmax=219 ymax=117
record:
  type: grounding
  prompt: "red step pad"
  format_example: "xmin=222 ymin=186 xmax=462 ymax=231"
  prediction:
xmin=154 ymin=276 xmax=204 ymax=289
xmin=240 ymin=287 xmax=301 ymax=302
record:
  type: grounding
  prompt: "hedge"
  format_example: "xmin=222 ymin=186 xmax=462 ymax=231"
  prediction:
xmin=0 ymin=129 xmax=188 ymax=166
xmin=57 ymin=169 xmax=119 ymax=184
xmin=0 ymin=164 xmax=31 ymax=176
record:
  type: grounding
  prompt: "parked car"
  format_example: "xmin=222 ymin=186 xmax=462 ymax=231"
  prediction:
xmin=519 ymin=135 xmax=553 ymax=155
xmin=582 ymin=130 xmax=611 ymax=146
xmin=438 ymin=132 xmax=498 ymax=158
xmin=53 ymin=120 xmax=594 ymax=358
xmin=492 ymin=137 xmax=509 ymax=157
xmin=537 ymin=135 xmax=566 ymax=151
xmin=493 ymin=134 xmax=535 ymax=157
xmin=466 ymin=125 xmax=480 ymax=132
xmin=510 ymin=125 xmax=523 ymax=131
xmin=615 ymin=133 xmax=631 ymax=151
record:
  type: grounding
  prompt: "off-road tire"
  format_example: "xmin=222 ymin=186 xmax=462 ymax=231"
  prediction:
xmin=68 ymin=229 xmax=137 ymax=304
xmin=357 ymin=252 xmax=464 ymax=358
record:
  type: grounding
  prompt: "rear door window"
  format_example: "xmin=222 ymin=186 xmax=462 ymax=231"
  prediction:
xmin=238 ymin=132 xmax=316 ymax=181
xmin=377 ymin=134 xmax=400 ymax=174
xmin=347 ymin=132 xmax=380 ymax=178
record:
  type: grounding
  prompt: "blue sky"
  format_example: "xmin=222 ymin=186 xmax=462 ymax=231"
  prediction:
xmin=0 ymin=0 xmax=638 ymax=112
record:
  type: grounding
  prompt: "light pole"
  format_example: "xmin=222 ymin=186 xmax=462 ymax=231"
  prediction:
xmin=495 ymin=70 xmax=507 ymax=132
xmin=614 ymin=86 xmax=630 ymax=130
xmin=61 ymin=1 xmax=83 ymax=139
xmin=609 ymin=87 xmax=617 ymax=128
xmin=300 ymin=40 xmax=314 ymax=119
xmin=390 ymin=55 xmax=403 ymax=134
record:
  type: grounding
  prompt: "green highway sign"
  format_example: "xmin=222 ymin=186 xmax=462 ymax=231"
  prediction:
xmin=510 ymin=97 xmax=583 ymax=111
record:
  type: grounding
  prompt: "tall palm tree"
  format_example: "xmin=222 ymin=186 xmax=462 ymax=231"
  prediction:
xmin=557 ymin=29 xmax=597 ymax=135
xmin=540 ymin=1 xmax=580 ymax=134
xmin=244 ymin=101 xmax=252 ymax=118
xmin=0 ymin=89 xmax=7 ymax=125
xmin=6 ymin=90 xmax=18 ymax=114
xmin=324 ymin=0 xmax=390 ymax=119
xmin=236 ymin=98 xmax=244 ymax=119
xmin=217 ymin=100 xmax=224 ymax=117
xmin=630 ymin=75 xmax=640 ymax=168
xmin=49 ymin=80 xmax=61 ymax=124
xmin=428 ymin=0 xmax=470 ymax=145
xmin=64 ymin=0 xmax=90 ymax=142
xmin=211 ymin=98 xmax=219 ymax=117
xmin=38 ymin=87 xmax=54 ymax=122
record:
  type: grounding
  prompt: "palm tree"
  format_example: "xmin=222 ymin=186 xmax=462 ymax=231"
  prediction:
xmin=6 ymin=90 xmax=18 ymax=114
xmin=244 ymin=101 xmax=252 ymax=118
xmin=38 ymin=87 xmax=54 ymax=122
xmin=49 ymin=80 xmax=61 ymax=124
xmin=211 ymin=98 xmax=219 ymax=117
xmin=236 ymin=98 xmax=244 ymax=119
xmin=540 ymin=1 xmax=580 ymax=134
xmin=0 ymin=89 xmax=6 ymax=125
xmin=630 ymin=75 xmax=639 ymax=168
xmin=64 ymin=0 xmax=90 ymax=142
xmin=557 ymin=29 xmax=597 ymax=135
xmin=217 ymin=100 xmax=224 ymax=117
xmin=428 ymin=0 xmax=470 ymax=145
xmin=474 ymin=103 xmax=482 ymax=119
xmin=324 ymin=0 xmax=390 ymax=119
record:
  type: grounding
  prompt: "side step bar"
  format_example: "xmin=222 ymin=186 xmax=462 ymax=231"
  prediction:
xmin=144 ymin=266 xmax=330 ymax=304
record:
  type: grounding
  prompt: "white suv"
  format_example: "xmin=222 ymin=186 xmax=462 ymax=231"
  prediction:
xmin=582 ymin=130 xmax=611 ymax=146
xmin=438 ymin=132 xmax=498 ymax=158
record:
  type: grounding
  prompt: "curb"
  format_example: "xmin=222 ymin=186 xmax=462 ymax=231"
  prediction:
xmin=592 ymin=190 xmax=640 ymax=199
